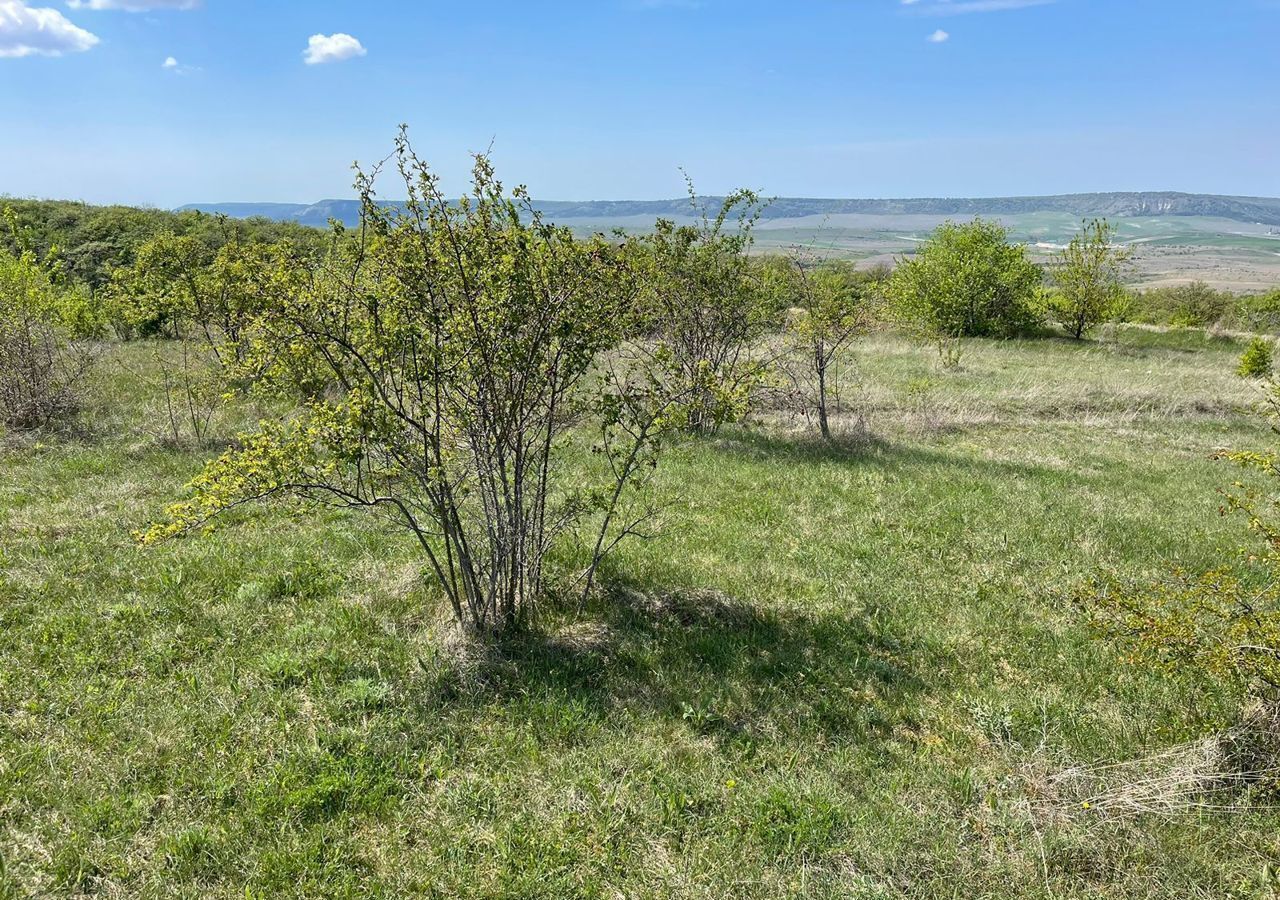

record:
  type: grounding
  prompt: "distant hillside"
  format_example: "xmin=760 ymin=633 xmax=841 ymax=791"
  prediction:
xmin=178 ymin=192 xmax=1280 ymax=229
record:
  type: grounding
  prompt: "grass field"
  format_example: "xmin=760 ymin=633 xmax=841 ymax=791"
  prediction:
xmin=3 ymin=328 xmax=1280 ymax=897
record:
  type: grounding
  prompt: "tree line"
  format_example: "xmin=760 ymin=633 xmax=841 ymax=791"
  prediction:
xmin=0 ymin=198 xmax=326 ymax=290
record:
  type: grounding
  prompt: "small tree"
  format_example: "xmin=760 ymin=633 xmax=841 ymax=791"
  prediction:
xmin=1239 ymin=337 xmax=1274 ymax=379
xmin=143 ymin=135 xmax=675 ymax=635
xmin=632 ymin=185 xmax=775 ymax=433
xmin=1046 ymin=219 xmax=1131 ymax=339
xmin=779 ymin=258 xmax=881 ymax=438
xmin=888 ymin=218 xmax=1041 ymax=366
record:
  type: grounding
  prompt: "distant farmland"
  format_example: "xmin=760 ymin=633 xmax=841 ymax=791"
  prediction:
xmin=181 ymin=195 xmax=1280 ymax=291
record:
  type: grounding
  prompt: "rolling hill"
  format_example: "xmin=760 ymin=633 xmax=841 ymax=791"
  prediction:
xmin=178 ymin=192 xmax=1280 ymax=229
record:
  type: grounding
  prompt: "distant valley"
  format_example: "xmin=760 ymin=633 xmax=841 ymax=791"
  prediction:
xmin=179 ymin=192 xmax=1280 ymax=291
xmin=179 ymin=191 xmax=1280 ymax=228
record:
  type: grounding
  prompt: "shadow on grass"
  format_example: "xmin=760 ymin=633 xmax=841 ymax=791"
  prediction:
xmin=420 ymin=577 xmax=943 ymax=755
xmin=704 ymin=424 xmax=1056 ymax=481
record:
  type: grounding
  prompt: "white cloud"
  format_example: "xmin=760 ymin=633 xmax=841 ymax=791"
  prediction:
xmin=67 ymin=0 xmax=199 ymax=10
xmin=161 ymin=53 xmax=197 ymax=73
xmin=303 ymin=32 xmax=365 ymax=65
xmin=0 ymin=0 xmax=98 ymax=57
xmin=927 ymin=28 xmax=950 ymax=41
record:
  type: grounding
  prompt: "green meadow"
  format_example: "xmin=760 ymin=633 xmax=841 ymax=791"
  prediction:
xmin=3 ymin=328 xmax=1278 ymax=898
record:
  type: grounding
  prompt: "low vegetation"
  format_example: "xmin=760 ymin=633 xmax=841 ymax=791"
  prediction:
xmin=1125 ymin=281 xmax=1280 ymax=333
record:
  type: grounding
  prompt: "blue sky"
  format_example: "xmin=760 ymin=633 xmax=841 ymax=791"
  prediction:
xmin=1 ymin=0 xmax=1277 ymax=206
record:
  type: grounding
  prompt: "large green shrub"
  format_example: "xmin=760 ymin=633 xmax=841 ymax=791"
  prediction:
xmin=888 ymin=218 xmax=1041 ymax=365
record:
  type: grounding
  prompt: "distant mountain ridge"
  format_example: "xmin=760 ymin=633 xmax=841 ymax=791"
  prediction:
xmin=177 ymin=192 xmax=1280 ymax=229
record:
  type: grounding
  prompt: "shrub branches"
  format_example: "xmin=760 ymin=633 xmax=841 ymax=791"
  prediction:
xmin=1045 ymin=219 xmax=1131 ymax=339
xmin=631 ymin=185 xmax=775 ymax=433
xmin=143 ymin=133 xmax=689 ymax=634
xmin=0 ymin=245 xmax=95 ymax=431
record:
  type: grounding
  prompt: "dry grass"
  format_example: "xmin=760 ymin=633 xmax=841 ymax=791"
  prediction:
xmin=1024 ymin=702 xmax=1280 ymax=823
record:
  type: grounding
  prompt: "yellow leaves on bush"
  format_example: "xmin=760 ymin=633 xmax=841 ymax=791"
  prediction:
xmin=135 ymin=400 xmax=372 ymax=546
xmin=1079 ymin=569 xmax=1280 ymax=694
xmin=1079 ymin=404 xmax=1280 ymax=700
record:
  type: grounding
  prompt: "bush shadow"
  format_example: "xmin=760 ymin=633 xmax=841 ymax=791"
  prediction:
xmin=705 ymin=424 xmax=1055 ymax=481
xmin=419 ymin=576 xmax=943 ymax=756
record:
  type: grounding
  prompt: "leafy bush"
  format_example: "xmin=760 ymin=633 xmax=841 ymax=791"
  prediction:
xmin=1119 ymin=283 xmax=1280 ymax=334
xmin=0 ymin=248 xmax=95 ymax=430
xmin=630 ymin=187 xmax=776 ymax=433
xmin=1125 ymin=281 xmax=1236 ymax=329
xmin=1238 ymin=338 xmax=1274 ymax=379
xmin=142 ymin=137 xmax=688 ymax=634
xmin=888 ymin=218 xmax=1042 ymax=365
xmin=1238 ymin=288 xmax=1280 ymax=334
xmin=108 ymin=230 xmax=294 ymax=373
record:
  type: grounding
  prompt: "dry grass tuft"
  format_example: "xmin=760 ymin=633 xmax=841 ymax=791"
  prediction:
xmin=1032 ymin=702 xmax=1280 ymax=821
xmin=546 ymin=620 xmax=615 ymax=657
xmin=612 ymin=584 xmax=756 ymax=628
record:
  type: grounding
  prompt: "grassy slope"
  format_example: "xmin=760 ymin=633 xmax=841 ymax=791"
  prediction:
xmin=2 ymin=330 xmax=1279 ymax=898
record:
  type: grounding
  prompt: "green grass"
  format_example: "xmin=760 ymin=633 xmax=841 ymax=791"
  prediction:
xmin=3 ymin=328 xmax=1279 ymax=898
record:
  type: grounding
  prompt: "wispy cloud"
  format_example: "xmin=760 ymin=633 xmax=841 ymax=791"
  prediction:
xmin=903 ymin=0 xmax=1056 ymax=15
xmin=0 ymin=0 xmax=98 ymax=57
xmin=68 ymin=0 xmax=199 ymax=9
xmin=927 ymin=28 xmax=950 ymax=41
xmin=303 ymin=32 xmax=366 ymax=65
